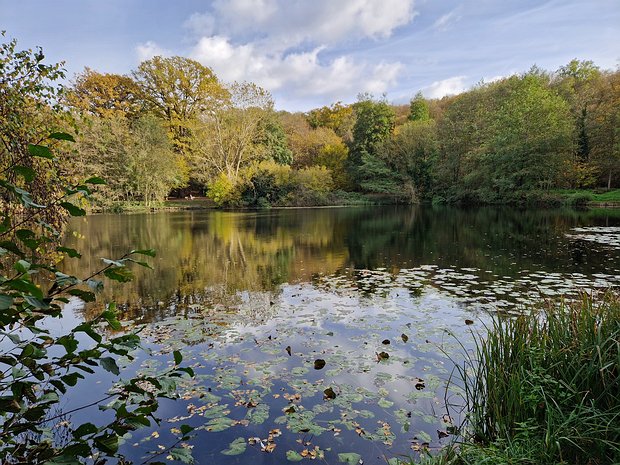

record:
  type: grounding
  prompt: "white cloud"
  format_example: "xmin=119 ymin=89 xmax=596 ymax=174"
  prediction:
xmin=423 ymin=76 xmax=467 ymax=98
xmin=190 ymin=36 xmax=402 ymax=101
xmin=143 ymin=1 xmax=417 ymax=109
xmin=186 ymin=0 xmax=417 ymax=51
xmin=433 ymin=10 xmax=461 ymax=31
xmin=135 ymin=41 xmax=170 ymax=62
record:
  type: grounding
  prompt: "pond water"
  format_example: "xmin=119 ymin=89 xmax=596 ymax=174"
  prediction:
xmin=62 ymin=206 xmax=620 ymax=464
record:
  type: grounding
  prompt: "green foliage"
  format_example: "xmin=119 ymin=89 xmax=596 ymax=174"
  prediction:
xmin=259 ymin=117 xmax=293 ymax=165
xmin=207 ymin=172 xmax=240 ymax=207
xmin=435 ymin=74 xmax=573 ymax=203
xmin=453 ymin=293 xmax=620 ymax=464
xmin=74 ymin=115 xmax=186 ymax=207
xmin=378 ymin=120 xmax=438 ymax=201
xmin=408 ymin=92 xmax=430 ymax=122
xmin=133 ymin=55 xmax=225 ymax=156
xmin=348 ymin=95 xmax=395 ymax=189
xmin=0 ymin=37 xmax=193 ymax=463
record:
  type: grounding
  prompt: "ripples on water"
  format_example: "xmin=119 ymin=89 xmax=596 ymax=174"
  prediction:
xmin=61 ymin=206 xmax=620 ymax=464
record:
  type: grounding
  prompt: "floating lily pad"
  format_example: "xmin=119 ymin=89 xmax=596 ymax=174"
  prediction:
xmin=221 ymin=437 xmax=247 ymax=456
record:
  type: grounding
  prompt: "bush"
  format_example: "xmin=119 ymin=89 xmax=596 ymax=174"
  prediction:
xmin=294 ymin=165 xmax=333 ymax=194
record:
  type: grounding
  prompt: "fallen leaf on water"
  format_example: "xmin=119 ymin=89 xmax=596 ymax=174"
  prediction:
xmin=314 ymin=359 xmax=326 ymax=370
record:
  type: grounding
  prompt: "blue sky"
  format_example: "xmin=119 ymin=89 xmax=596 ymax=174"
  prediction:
xmin=1 ymin=0 xmax=619 ymax=111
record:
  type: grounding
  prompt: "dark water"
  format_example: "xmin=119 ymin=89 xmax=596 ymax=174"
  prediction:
xmin=61 ymin=206 xmax=620 ymax=464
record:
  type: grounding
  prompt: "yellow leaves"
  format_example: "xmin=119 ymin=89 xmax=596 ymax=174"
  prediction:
xmin=299 ymin=446 xmax=324 ymax=460
xmin=248 ymin=429 xmax=281 ymax=453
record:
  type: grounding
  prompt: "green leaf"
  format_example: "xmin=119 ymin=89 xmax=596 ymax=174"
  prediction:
xmin=57 ymin=246 xmax=81 ymax=258
xmin=0 ymin=295 xmax=14 ymax=310
xmin=104 ymin=266 xmax=133 ymax=283
xmin=173 ymin=350 xmax=183 ymax=365
xmin=94 ymin=433 xmax=119 ymax=454
xmin=100 ymin=357 xmax=120 ymax=376
xmin=60 ymin=202 xmax=86 ymax=217
xmin=14 ymin=259 xmax=31 ymax=273
xmin=73 ymin=323 xmax=103 ymax=343
xmin=24 ymin=295 xmax=50 ymax=309
xmin=13 ymin=165 xmax=36 ymax=182
xmin=84 ymin=176 xmax=106 ymax=185
xmin=86 ymin=279 xmax=104 ymax=292
xmin=416 ymin=430 xmax=433 ymax=443
xmin=57 ymin=335 xmax=78 ymax=354
xmin=338 ymin=453 xmax=362 ymax=464
xmin=73 ymin=422 xmax=98 ymax=438
xmin=103 ymin=266 xmax=133 ymax=283
xmin=48 ymin=132 xmax=75 ymax=142
xmin=28 ymin=144 xmax=54 ymax=159
xmin=130 ymin=248 xmax=156 ymax=257
xmin=180 ymin=424 xmax=194 ymax=437
xmin=286 ymin=450 xmax=304 ymax=462
xmin=170 ymin=446 xmax=194 ymax=464
xmin=0 ymin=240 xmax=24 ymax=257
xmin=61 ymin=372 xmax=83 ymax=387
xmin=221 ymin=437 xmax=247 ymax=456
xmin=67 ymin=289 xmax=95 ymax=302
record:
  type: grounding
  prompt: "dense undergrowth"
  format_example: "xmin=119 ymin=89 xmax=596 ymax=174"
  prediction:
xmin=413 ymin=292 xmax=620 ymax=465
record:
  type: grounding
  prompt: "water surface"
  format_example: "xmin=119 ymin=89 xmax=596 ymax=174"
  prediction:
xmin=62 ymin=206 xmax=620 ymax=464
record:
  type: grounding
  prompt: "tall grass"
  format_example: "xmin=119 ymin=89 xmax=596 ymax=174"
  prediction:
xmin=454 ymin=292 xmax=620 ymax=464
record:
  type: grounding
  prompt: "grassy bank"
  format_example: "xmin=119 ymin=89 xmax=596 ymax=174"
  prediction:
xmin=555 ymin=188 xmax=620 ymax=206
xmin=414 ymin=292 xmax=620 ymax=465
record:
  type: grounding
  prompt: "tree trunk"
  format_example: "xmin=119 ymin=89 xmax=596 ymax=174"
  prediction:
xmin=608 ymin=170 xmax=612 ymax=190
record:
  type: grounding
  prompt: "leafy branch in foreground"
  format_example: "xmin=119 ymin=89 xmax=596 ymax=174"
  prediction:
xmin=1 ymin=35 xmax=194 ymax=464
xmin=0 ymin=138 xmax=195 ymax=464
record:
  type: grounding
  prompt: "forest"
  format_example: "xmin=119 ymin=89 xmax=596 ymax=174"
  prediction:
xmin=5 ymin=32 xmax=618 ymax=211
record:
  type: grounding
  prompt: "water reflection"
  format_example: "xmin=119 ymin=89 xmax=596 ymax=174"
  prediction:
xmin=61 ymin=206 xmax=620 ymax=465
xmin=63 ymin=206 xmax=620 ymax=323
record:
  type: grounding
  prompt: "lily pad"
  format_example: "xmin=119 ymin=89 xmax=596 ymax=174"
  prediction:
xmin=338 ymin=452 xmax=362 ymax=464
xmin=221 ymin=437 xmax=247 ymax=456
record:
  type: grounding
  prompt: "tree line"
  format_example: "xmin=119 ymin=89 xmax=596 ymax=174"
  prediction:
xmin=4 ymin=33 xmax=619 ymax=209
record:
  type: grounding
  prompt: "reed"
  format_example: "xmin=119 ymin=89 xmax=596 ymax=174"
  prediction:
xmin=453 ymin=292 xmax=620 ymax=464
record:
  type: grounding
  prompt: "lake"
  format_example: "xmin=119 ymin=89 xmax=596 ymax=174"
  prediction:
xmin=61 ymin=206 xmax=620 ymax=464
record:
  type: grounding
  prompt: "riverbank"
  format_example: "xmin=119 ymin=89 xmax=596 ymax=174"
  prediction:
xmin=88 ymin=189 xmax=620 ymax=214
xmin=412 ymin=292 xmax=620 ymax=465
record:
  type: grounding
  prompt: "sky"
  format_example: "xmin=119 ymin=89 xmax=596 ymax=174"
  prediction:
xmin=1 ymin=0 xmax=619 ymax=111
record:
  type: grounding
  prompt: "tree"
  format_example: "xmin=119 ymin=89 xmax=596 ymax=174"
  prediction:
xmin=348 ymin=95 xmax=396 ymax=191
xmin=378 ymin=120 xmax=438 ymax=200
xmin=66 ymin=68 xmax=142 ymax=119
xmin=75 ymin=115 xmax=186 ymax=206
xmin=132 ymin=56 xmax=226 ymax=155
xmin=0 ymin=34 xmax=194 ymax=464
xmin=0 ymin=33 xmax=69 ymax=231
xmin=306 ymin=101 xmax=355 ymax=142
xmin=129 ymin=116 xmax=187 ymax=205
xmin=408 ymin=91 xmax=430 ymax=122
xmin=553 ymin=60 xmax=602 ymax=186
xmin=257 ymin=116 xmax=293 ymax=165
xmin=435 ymin=74 xmax=573 ymax=202
xmin=192 ymin=81 xmax=274 ymax=186
xmin=588 ymin=70 xmax=620 ymax=189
